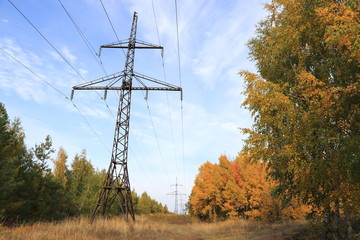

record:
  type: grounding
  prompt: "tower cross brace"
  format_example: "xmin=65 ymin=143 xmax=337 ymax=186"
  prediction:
xmin=71 ymin=12 xmax=182 ymax=221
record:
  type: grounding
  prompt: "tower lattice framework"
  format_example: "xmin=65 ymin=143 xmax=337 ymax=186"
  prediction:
xmin=71 ymin=12 xmax=182 ymax=221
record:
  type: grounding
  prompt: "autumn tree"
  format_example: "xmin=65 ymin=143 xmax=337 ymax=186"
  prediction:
xmin=189 ymin=154 xmax=306 ymax=221
xmin=189 ymin=161 xmax=223 ymax=220
xmin=241 ymin=0 xmax=359 ymax=238
xmin=52 ymin=147 xmax=68 ymax=187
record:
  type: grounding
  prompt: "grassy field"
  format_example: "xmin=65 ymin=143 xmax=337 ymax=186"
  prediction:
xmin=0 ymin=215 xmax=306 ymax=240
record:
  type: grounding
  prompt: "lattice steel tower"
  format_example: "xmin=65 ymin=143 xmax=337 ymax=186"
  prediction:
xmin=167 ymin=177 xmax=186 ymax=214
xmin=71 ymin=12 xmax=182 ymax=221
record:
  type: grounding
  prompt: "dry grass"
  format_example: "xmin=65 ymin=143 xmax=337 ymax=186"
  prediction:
xmin=0 ymin=215 xmax=305 ymax=240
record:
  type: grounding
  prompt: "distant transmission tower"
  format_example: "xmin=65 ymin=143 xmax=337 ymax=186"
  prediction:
xmin=167 ymin=177 xmax=186 ymax=214
xmin=71 ymin=12 xmax=182 ymax=221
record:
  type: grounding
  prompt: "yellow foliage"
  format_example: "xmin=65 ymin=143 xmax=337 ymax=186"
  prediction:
xmin=52 ymin=147 xmax=68 ymax=187
xmin=316 ymin=1 xmax=360 ymax=63
xmin=190 ymin=154 xmax=310 ymax=221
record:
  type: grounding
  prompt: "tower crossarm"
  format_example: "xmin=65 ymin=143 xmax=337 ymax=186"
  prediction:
xmin=99 ymin=39 xmax=163 ymax=51
xmin=73 ymin=86 xmax=181 ymax=91
xmin=135 ymin=39 xmax=163 ymax=49
xmin=72 ymin=72 xmax=123 ymax=89
xmin=71 ymin=72 xmax=182 ymax=100
xmin=133 ymin=72 xmax=181 ymax=91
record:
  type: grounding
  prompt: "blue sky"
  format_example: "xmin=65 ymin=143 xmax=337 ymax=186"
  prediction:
xmin=0 ymin=0 xmax=269 ymax=213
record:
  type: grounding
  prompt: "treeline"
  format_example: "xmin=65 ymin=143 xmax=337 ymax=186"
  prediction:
xmin=189 ymin=154 xmax=310 ymax=222
xmin=0 ymin=103 xmax=166 ymax=225
xmin=190 ymin=0 xmax=359 ymax=239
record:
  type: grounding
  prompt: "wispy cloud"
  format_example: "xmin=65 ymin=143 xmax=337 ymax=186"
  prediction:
xmin=0 ymin=38 xmax=47 ymax=103
xmin=50 ymin=51 xmax=62 ymax=62
xmin=61 ymin=46 xmax=77 ymax=63
xmin=76 ymin=104 xmax=110 ymax=119
xmin=189 ymin=1 xmax=265 ymax=89
xmin=0 ymin=38 xmax=91 ymax=105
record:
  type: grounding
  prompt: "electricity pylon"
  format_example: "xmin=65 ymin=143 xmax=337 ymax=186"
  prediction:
xmin=71 ymin=12 xmax=182 ymax=221
xmin=167 ymin=178 xmax=186 ymax=214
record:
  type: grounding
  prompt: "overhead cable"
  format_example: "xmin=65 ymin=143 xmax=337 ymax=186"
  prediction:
xmin=8 ymin=0 xmax=87 ymax=82
xmin=174 ymin=0 xmax=186 ymax=189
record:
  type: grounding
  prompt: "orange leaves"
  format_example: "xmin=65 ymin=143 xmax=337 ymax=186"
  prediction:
xmin=190 ymin=161 xmax=220 ymax=219
xmin=241 ymin=54 xmax=359 ymax=219
xmin=189 ymin=154 xmax=307 ymax=221
xmin=242 ymin=0 xmax=359 ymax=233
xmin=316 ymin=1 xmax=360 ymax=63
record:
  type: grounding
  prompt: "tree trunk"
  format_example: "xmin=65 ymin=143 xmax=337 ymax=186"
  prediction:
xmin=334 ymin=199 xmax=340 ymax=240
xmin=324 ymin=205 xmax=332 ymax=240
xmin=343 ymin=199 xmax=353 ymax=240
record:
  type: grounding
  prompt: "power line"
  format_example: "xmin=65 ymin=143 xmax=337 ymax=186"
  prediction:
xmin=129 ymin=121 xmax=168 ymax=184
xmin=0 ymin=47 xmax=69 ymax=100
xmin=145 ymin=97 xmax=170 ymax=182
xmin=174 ymin=0 xmax=186 ymax=190
xmin=5 ymin=0 xmax=113 ymax=153
xmin=56 ymin=0 xmax=119 ymax=122
xmin=103 ymin=83 xmax=169 ymax=191
xmin=57 ymin=0 xmax=108 ymax=76
xmin=8 ymin=0 xmax=116 ymax=125
xmin=132 ymin=76 xmax=170 ymax=183
xmin=99 ymin=0 xmax=120 ymax=42
xmin=180 ymin=99 xmax=186 ymax=188
xmin=71 ymin=102 xmax=111 ymax=153
xmin=129 ymin=148 xmax=163 ymax=196
xmin=150 ymin=0 xmax=162 ymax=46
xmin=55 ymin=0 xmax=123 ymax=140
xmin=174 ymin=0 xmax=183 ymax=88
xmin=104 ymin=82 xmax=168 ymax=185
xmin=0 ymin=46 xmax=111 ymax=155
xmin=108 ymin=109 xmax=164 ymax=188
xmin=8 ymin=0 xmax=87 ymax=82
xmin=98 ymin=0 xmax=127 ymax=66
xmin=151 ymin=0 xmax=180 ymax=179
xmin=133 ymin=78 xmax=173 ymax=183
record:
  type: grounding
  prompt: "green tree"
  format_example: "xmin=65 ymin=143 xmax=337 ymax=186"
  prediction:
xmin=0 ymin=103 xmax=72 ymax=223
xmin=132 ymin=189 xmax=140 ymax=214
xmin=137 ymin=192 xmax=153 ymax=214
xmin=67 ymin=150 xmax=97 ymax=215
xmin=33 ymin=135 xmax=55 ymax=172
xmin=137 ymin=192 xmax=164 ymax=214
xmin=29 ymin=136 xmax=72 ymax=221
xmin=132 ymin=190 xmax=167 ymax=215
xmin=0 ymin=103 xmax=32 ymax=224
